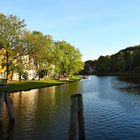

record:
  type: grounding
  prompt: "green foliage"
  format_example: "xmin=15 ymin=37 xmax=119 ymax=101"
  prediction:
xmin=0 ymin=13 xmax=26 ymax=81
xmin=133 ymin=48 xmax=140 ymax=71
xmin=96 ymin=56 xmax=111 ymax=73
xmin=22 ymin=72 xmax=28 ymax=80
xmin=0 ymin=13 xmax=25 ymax=49
xmin=23 ymin=32 xmax=54 ymax=78
xmin=95 ymin=45 xmax=140 ymax=74
xmin=15 ymin=63 xmax=24 ymax=75
xmin=53 ymin=41 xmax=84 ymax=77
xmin=0 ymin=12 xmax=84 ymax=81
xmin=38 ymin=70 xmax=47 ymax=78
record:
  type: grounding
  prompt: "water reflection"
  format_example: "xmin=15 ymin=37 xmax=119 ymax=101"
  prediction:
xmin=1 ymin=76 xmax=140 ymax=139
xmin=1 ymin=84 xmax=80 ymax=139
xmin=118 ymin=74 xmax=140 ymax=84
xmin=0 ymin=121 xmax=15 ymax=140
xmin=0 ymin=92 xmax=15 ymax=140
xmin=112 ymin=75 xmax=140 ymax=94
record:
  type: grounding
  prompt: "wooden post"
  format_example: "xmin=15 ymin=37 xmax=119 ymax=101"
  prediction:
xmin=78 ymin=94 xmax=85 ymax=140
xmin=69 ymin=95 xmax=79 ymax=140
xmin=4 ymin=93 xmax=15 ymax=123
xmin=0 ymin=92 xmax=5 ymax=122
xmin=68 ymin=94 xmax=85 ymax=140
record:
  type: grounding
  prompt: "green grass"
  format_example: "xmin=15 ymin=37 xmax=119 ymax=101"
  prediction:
xmin=0 ymin=76 xmax=81 ymax=93
xmin=70 ymin=75 xmax=81 ymax=81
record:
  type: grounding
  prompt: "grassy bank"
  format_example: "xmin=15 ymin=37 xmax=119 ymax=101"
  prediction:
xmin=0 ymin=76 xmax=81 ymax=93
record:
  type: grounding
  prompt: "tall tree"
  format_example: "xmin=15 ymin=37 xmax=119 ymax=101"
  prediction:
xmin=53 ymin=41 xmax=84 ymax=77
xmin=0 ymin=13 xmax=26 ymax=82
xmin=23 ymin=31 xmax=54 ymax=79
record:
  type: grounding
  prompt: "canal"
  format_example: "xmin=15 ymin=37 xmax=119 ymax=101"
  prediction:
xmin=0 ymin=75 xmax=140 ymax=140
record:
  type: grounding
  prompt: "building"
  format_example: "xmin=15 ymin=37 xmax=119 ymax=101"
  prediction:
xmin=12 ymin=55 xmax=37 ymax=80
xmin=0 ymin=47 xmax=37 ymax=81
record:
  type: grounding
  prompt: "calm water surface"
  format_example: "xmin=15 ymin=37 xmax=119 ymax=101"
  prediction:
xmin=0 ymin=76 xmax=140 ymax=140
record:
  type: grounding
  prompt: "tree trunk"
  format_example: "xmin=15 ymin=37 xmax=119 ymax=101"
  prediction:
xmin=5 ymin=51 xmax=9 ymax=83
xmin=0 ymin=92 xmax=5 ymax=122
xmin=10 ymin=69 xmax=14 ymax=81
xmin=18 ymin=73 xmax=21 ymax=82
xmin=38 ymin=69 xmax=41 ymax=80
xmin=4 ymin=93 xmax=15 ymax=123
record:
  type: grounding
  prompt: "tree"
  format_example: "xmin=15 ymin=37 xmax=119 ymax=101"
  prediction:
xmin=0 ymin=13 xmax=26 ymax=82
xmin=79 ymin=60 xmax=96 ymax=75
xmin=53 ymin=41 xmax=84 ymax=77
xmin=23 ymin=31 xmax=54 ymax=79
xmin=23 ymin=31 xmax=45 ymax=79
xmin=133 ymin=47 xmax=140 ymax=72
xmin=96 ymin=56 xmax=111 ymax=73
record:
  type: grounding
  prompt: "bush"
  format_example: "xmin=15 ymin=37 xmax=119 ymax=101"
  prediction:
xmin=22 ymin=72 xmax=28 ymax=80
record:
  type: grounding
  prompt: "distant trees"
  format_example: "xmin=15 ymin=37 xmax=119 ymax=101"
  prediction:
xmin=133 ymin=47 xmax=140 ymax=72
xmin=95 ymin=46 xmax=140 ymax=74
xmin=79 ymin=60 xmax=95 ymax=75
xmin=0 ymin=13 xmax=84 ymax=82
xmin=81 ymin=46 xmax=140 ymax=75
xmin=96 ymin=56 xmax=111 ymax=73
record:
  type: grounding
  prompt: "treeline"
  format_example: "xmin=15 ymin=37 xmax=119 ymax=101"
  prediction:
xmin=0 ymin=13 xmax=84 ymax=82
xmin=80 ymin=45 xmax=140 ymax=75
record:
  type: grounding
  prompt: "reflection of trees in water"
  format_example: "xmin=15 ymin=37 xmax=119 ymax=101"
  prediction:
xmin=0 ymin=91 xmax=15 ymax=140
xmin=118 ymin=75 xmax=140 ymax=84
xmin=0 ymin=119 xmax=15 ymax=140
xmin=0 ymin=92 xmax=15 ymax=123
xmin=0 ymin=121 xmax=3 ymax=139
xmin=0 ymin=82 xmax=82 ymax=139
xmin=112 ymin=76 xmax=140 ymax=93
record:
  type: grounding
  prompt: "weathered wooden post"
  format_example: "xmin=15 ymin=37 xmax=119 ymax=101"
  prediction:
xmin=68 ymin=94 xmax=85 ymax=140
xmin=4 ymin=92 xmax=15 ymax=123
xmin=69 ymin=94 xmax=79 ymax=140
xmin=0 ymin=92 xmax=5 ymax=122
xmin=0 ymin=85 xmax=15 ymax=123
xmin=78 ymin=94 xmax=85 ymax=140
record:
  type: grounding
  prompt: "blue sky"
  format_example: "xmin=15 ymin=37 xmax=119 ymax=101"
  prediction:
xmin=0 ymin=0 xmax=140 ymax=61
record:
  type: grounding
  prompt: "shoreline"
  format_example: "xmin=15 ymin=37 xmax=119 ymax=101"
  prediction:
xmin=0 ymin=77 xmax=81 ymax=93
xmin=83 ymin=72 xmax=140 ymax=77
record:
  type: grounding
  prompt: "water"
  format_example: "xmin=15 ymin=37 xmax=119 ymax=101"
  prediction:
xmin=0 ymin=76 xmax=140 ymax=140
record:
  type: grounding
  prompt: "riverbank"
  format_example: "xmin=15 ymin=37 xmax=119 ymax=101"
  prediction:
xmin=91 ymin=72 xmax=140 ymax=77
xmin=0 ymin=76 xmax=81 ymax=93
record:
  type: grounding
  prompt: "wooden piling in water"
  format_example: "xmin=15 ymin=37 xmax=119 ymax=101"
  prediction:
xmin=68 ymin=94 xmax=85 ymax=140
xmin=4 ymin=93 xmax=15 ymax=123
xmin=0 ymin=90 xmax=15 ymax=123
xmin=78 ymin=95 xmax=85 ymax=140
xmin=0 ymin=92 xmax=5 ymax=122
